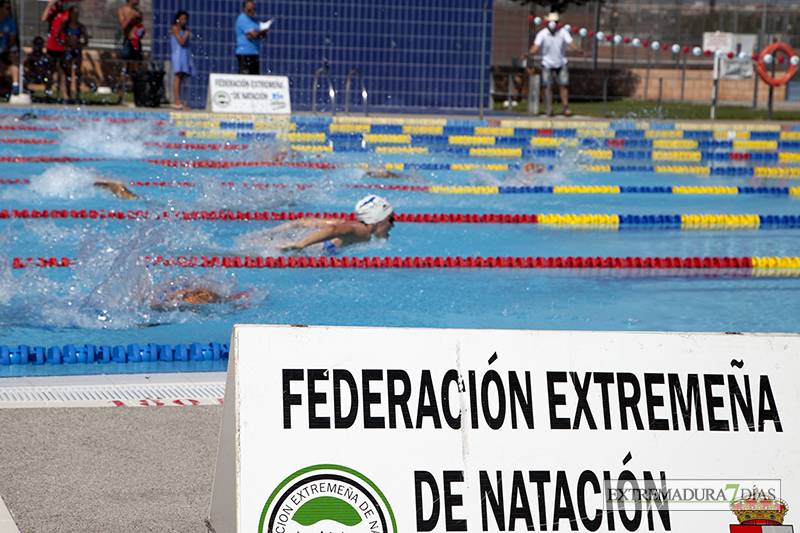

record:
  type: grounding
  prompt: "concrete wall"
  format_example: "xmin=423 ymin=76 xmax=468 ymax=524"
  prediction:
xmin=629 ymin=68 xmax=787 ymax=102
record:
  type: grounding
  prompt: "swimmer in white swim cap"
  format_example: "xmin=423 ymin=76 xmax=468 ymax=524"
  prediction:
xmin=278 ymin=195 xmax=395 ymax=254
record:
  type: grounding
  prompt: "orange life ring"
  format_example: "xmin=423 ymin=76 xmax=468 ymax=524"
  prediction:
xmin=756 ymin=42 xmax=799 ymax=87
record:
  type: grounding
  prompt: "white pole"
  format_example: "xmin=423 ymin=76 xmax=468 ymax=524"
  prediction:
xmin=478 ymin=3 xmax=487 ymax=119
xmin=710 ymin=55 xmax=719 ymax=120
xmin=17 ymin=0 xmax=23 ymax=87
xmin=9 ymin=0 xmax=32 ymax=104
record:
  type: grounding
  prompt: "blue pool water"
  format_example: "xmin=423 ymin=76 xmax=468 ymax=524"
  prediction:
xmin=0 ymin=110 xmax=798 ymax=376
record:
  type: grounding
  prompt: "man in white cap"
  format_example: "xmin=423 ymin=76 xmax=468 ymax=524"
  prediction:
xmin=278 ymin=195 xmax=395 ymax=254
xmin=525 ymin=12 xmax=587 ymax=117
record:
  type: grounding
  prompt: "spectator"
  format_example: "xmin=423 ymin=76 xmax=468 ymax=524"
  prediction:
xmin=0 ymin=0 xmax=19 ymax=95
xmin=23 ymin=36 xmax=54 ymax=100
xmin=41 ymin=0 xmax=68 ymax=100
xmin=170 ymin=10 xmax=195 ymax=109
xmin=235 ymin=1 xmax=268 ymax=75
xmin=117 ymin=0 xmax=144 ymax=103
xmin=57 ymin=6 xmax=87 ymax=103
xmin=526 ymin=12 xmax=588 ymax=117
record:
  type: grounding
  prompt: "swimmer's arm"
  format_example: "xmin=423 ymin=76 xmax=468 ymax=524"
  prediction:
xmin=279 ymin=224 xmax=355 ymax=251
xmin=302 ymin=218 xmax=345 ymax=228
xmin=94 ymin=179 xmax=138 ymax=199
xmin=274 ymin=217 xmax=344 ymax=230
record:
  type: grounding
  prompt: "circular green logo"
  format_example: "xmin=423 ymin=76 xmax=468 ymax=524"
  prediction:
xmin=259 ymin=464 xmax=396 ymax=533
xmin=214 ymin=91 xmax=231 ymax=107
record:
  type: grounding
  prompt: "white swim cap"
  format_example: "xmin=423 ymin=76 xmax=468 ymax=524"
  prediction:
xmin=355 ymin=195 xmax=393 ymax=224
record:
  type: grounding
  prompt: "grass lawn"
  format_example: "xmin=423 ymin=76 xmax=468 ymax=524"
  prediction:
xmin=493 ymin=99 xmax=800 ymax=121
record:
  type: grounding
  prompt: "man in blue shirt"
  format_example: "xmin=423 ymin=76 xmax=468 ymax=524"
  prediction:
xmin=0 ymin=0 xmax=19 ymax=95
xmin=235 ymin=1 xmax=268 ymax=75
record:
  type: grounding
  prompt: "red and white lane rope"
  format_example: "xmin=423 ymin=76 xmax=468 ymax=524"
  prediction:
xmin=0 ymin=208 xmax=537 ymax=223
xmin=13 ymin=254 xmax=800 ymax=270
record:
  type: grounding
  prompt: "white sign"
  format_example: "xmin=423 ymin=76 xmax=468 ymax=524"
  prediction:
xmin=209 ymin=326 xmax=800 ymax=533
xmin=703 ymin=32 xmax=757 ymax=56
xmin=719 ymin=58 xmax=754 ymax=80
xmin=703 ymin=32 xmax=735 ymax=54
xmin=208 ymin=73 xmax=291 ymax=114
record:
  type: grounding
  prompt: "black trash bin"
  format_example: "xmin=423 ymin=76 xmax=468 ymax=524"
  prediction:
xmin=132 ymin=70 xmax=165 ymax=107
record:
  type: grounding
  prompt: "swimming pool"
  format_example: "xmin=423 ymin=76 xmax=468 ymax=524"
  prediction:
xmin=0 ymin=109 xmax=798 ymax=376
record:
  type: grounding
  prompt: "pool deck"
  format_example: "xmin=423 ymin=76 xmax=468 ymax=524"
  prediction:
xmin=0 ymin=373 xmax=226 ymax=533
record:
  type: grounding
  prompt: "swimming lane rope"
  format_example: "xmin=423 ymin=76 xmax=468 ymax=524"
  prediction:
xmin=0 ymin=341 xmax=228 ymax=366
xmin=10 ymin=255 xmax=800 ymax=270
xmin=2 ymin=209 xmax=799 ymax=227
xmin=144 ymin=142 xmax=247 ymax=150
xmin=0 ymin=138 xmax=56 ymax=145
xmin=0 ymin=176 xmax=797 ymax=198
xmin=2 ymin=155 xmax=800 ymax=179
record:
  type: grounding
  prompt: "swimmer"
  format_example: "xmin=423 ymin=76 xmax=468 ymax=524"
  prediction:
xmin=278 ymin=195 xmax=395 ymax=253
xmin=365 ymin=167 xmax=402 ymax=179
xmin=524 ymin=162 xmax=548 ymax=174
xmin=271 ymin=149 xmax=290 ymax=162
xmin=93 ymin=178 xmax=137 ymax=199
xmin=254 ymin=147 xmax=298 ymax=163
xmin=164 ymin=287 xmax=221 ymax=305
xmin=149 ymin=285 xmax=250 ymax=311
xmin=14 ymin=113 xmax=37 ymax=122
xmin=150 ymin=287 xmax=221 ymax=310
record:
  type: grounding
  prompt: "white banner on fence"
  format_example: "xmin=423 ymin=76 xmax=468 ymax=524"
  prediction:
xmin=719 ymin=58 xmax=754 ymax=80
xmin=208 ymin=326 xmax=800 ymax=533
xmin=713 ymin=57 xmax=755 ymax=81
xmin=703 ymin=32 xmax=757 ymax=56
xmin=207 ymin=73 xmax=291 ymax=114
xmin=703 ymin=32 xmax=736 ymax=54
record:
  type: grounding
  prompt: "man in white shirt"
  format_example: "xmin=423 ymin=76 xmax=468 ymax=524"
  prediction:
xmin=526 ymin=12 xmax=587 ymax=117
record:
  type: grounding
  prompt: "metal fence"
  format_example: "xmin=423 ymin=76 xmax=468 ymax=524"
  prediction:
xmin=492 ymin=0 xmax=800 ymax=69
xmin=6 ymin=0 xmax=800 ymax=110
xmin=491 ymin=0 xmax=800 ymax=108
xmin=11 ymin=0 xmax=152 ymax=52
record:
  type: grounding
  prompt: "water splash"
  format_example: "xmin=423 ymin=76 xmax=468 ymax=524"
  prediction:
xmin=0 ymin=220 xmax=264 ymax=330
xmin=184 ymin=171 xmax=302 ymax=212
xmin=6 ymin=164 xmax=108 ymax=202
xmin=0 ymin=232 xmax=17 ymax=306
xmin=58 ymin=120 xmax=155 ymax=159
